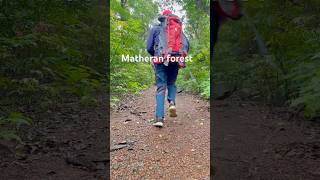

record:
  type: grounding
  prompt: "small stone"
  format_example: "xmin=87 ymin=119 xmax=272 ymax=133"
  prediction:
xmin=191 ymin=149 xmax=195 ymax=152
xmin=125 ymin=118 xmax=132 ymax=122
xmin=111 ymin=144 xmax=128 ymax=151
xmin=286 ymin=150 xmax=297 ymax=157
xmin=47 ymin=171 xmax=56 ymax=175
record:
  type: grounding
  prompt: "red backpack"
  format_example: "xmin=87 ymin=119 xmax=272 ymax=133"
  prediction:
xmin=214 ymin=0 xmax=242 ymax=20
xmin=157 ymin=14 xmax=188 ymax=67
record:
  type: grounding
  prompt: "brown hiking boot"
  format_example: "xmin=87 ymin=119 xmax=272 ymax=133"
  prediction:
xmin=168 ymin=103 xmax=177 ymax=117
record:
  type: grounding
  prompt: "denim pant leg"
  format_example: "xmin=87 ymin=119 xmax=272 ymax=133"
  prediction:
xmin=154 ymin=64 xmax=167 ymax=119
xmin=166 ymin=62 xmax=179 ymax=104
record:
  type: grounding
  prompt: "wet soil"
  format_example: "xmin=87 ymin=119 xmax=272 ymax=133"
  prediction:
xmin=0 ymin=95 xmax=109 ymax=180
xmin=213 ymin=97 xmax=320 ymax=180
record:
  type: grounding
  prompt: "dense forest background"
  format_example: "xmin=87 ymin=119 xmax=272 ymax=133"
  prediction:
xmin=110 ymin=0 xmax=210 ymax=106
xmin=0 ymin=0 xmax=107 ymax=141
xmin=215 ymin=0 xmax=320 ymax=119
xmin=0 ymin=0 xmax=210 ymax=141
xmin=1 ymin=0 xmax=318 ymax=144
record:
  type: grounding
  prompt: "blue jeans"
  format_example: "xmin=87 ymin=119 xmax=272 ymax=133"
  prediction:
xmin=154 ymin=62 xmax=179 ymax=119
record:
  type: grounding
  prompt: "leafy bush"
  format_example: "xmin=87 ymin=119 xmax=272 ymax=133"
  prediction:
xmin=176 ymin=0 xmax=210 ymax=99
xmin=110 ymin=0 xmax=158 ymax=97
xmin=0 ymin=0 xmax=107 ymax=140
xmin=214 ymin=1 xmax=320 ymax=118
xmin=0 ymin=112 xmax=32 ymax=141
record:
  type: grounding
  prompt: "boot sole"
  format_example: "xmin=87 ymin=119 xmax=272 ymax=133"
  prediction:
xmin=153 ymin=121 xmax=163 ymax=127
xmin=169 ymin=106 xmax=177 ymax=117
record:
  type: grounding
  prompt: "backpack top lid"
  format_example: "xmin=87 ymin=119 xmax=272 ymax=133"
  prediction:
xmin=162 ymin=10 xmax=172 ymax=16
xmin=215 ymin=0 xmax=242 ymax=20
xmin=158 ymin=14 xmax=180 ymax=23
xmin=158 ymin=10 xmax=180 ymax=23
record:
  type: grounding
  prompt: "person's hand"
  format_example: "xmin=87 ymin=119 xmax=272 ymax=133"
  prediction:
xmin=178 ymin=52 xmax=187 ymax=68
xmin=178 ymin=62 xmax=186 ymax=69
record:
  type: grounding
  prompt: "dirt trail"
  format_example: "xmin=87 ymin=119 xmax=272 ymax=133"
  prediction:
xmin=1 ymin=87 xmax=318 ymax=180
xmin=213 ymin=98 xmax=320 ymax=180
xmin=112 ymin=88 xmax=320 ymax=180
xmin=0 ymin=95 xmax=109 ymax=180
xmin=111 ymin=88 xmax=210 ymax=179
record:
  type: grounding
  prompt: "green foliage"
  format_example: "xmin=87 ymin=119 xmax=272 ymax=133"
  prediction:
xmin=0 ymin=130 xmax=21 ymax=142
xmin=80 ymin=95 xmax=98 ymax=107
xmin=215 ymin=1 xmax=320 ymax=118
xmin=177 ymin=0 xmax=210 ymax=99
xmin=200 ymin=79 xmax=210 ymax=99
xmin=5 ymin=112 xmax=32 ymax=127
xmin=110 ymin=0 xmax=157 ymax=98
xmin=111 ymin=0 xmax=210 ymax=99
xmin=0 ymin=0 xmax=107 ymax=140
xmin=0 ymin=112 xmax=32 ymax=141
xmin=288 ymin=54 xmax=320 ymax=117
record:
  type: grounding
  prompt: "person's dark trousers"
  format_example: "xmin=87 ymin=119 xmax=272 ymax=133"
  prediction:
xmin=154 ymin=62 xmax=179 ymax=119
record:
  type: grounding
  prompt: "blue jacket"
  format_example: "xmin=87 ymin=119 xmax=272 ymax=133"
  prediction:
xmin=146 ymin=25 xmax=190 ymax=56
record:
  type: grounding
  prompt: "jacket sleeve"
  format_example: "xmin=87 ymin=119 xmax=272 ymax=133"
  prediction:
xmin=146 ymin=27 xmax=156 ymax=56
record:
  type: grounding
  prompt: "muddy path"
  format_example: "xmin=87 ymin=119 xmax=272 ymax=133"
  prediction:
xmin=0 ymin=95 xmax=109 ymax=180
xmin=111 ymin=88 xmax=210 ymax=179
xmin=213 ymin=98 xmax=320 ymax=180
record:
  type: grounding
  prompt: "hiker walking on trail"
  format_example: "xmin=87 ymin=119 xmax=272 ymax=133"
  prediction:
xmin=146 ymin=10 xmax=189 ymax=127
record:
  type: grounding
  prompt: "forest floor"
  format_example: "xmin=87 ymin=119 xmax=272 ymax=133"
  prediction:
xmin=0 ymin=95 xmax=109 ymax=180
xmin=0 ymin=87 xmax=319 ymax=180
xmin=212 ymin=95 xmax=320 ymax=180
xmin=112 ymin=87 xmax=320 ymax=180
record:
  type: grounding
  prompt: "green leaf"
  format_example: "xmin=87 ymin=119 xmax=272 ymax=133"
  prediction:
xmin=6 ymin=112 xmax=32 ymax=127
xmin=0 ymin=130 xmax=21 ymax=142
